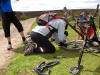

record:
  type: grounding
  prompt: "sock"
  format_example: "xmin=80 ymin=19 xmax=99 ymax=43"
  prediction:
xmin=22 ymin=36 xmax=26 ymax=42
xmin=8 ymin=41 xmax=11 ymax=45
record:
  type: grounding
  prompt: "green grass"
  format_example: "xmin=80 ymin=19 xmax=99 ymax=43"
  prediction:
xmin=19 ymin=16 xmax=30 ymax=21
xmin=1 ymin=20 xmax=100 ymax=75
xmin=0 ymin=21 xmax=2 ymax=29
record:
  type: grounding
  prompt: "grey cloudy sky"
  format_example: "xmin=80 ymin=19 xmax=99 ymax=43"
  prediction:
xmin=11 ymin=0 xmax=100 ymax=11
xmin=67 ymin=0 xmax=100 ymax=9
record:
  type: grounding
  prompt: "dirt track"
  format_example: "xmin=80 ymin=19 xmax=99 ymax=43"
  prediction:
xmin=0 ymin=18 xmax=35 ymax=72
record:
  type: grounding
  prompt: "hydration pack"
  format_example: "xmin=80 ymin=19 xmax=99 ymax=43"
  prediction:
xmin=37 ymin=12 xmax=60 ymax=28
xmin=37 ymin=12 xmax=60 ymax=38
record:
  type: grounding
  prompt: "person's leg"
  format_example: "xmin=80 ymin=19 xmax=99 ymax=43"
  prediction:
xmin=7 ymin=37 xmax=13 ymax=50
xmin=90 ymin=34 xmax=100 ymax=47
xmin=24 ymin=32 xmax=56 ymax=56
xmin=19 ymin=31 xmax=26 ymax=42
xmin=1 ymin=13 xmax=12 ymax=50
xmin=30 ymin=32 xmax=56 ymax=53
xmin=11 ymin=12 xmax=26 ymax=43
xmin=7 ymin=37 xmax=11 ymax=44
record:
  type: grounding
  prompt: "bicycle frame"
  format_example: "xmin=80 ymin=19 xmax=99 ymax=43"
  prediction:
xmin=69 ymin=4 xmax=99 ymax=74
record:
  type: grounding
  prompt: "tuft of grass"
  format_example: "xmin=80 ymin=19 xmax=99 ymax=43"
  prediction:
xmin=0 ymin=21 xmax=2 ymax=29
xmin=1 ymin=20 xmax=100 ymax=75
xmin=19 ymin=16 xmax=30 ymax=21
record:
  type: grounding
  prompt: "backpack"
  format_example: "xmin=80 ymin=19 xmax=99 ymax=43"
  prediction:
xmin=37 ymin=12 xmax=60 ymax=28
xmin=37 ymin=12 xmax=60 ymax=38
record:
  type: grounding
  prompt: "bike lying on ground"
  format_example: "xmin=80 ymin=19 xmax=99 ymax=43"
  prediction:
xmin=69 ymin=4 xmax=100 ymax=74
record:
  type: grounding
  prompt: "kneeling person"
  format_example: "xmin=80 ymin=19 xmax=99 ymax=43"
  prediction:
xmin=24 ymin=13 xmax=68 ymax=55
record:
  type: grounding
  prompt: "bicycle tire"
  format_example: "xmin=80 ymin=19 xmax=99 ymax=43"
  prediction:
xmin=62 ymin=40 xmax=83 ymax=50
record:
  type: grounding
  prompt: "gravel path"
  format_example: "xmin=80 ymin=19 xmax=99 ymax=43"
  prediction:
xmin=0 ymin=18 xmax=35 ymax=72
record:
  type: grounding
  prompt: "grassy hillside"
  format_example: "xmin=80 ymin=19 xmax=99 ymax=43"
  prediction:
xmin=1 ymin=20 xmax=100 ymax=75
xmin=0 ymin=21 xmax=2 ymax=29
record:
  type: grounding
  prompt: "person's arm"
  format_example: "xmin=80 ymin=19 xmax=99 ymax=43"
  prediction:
xmin=76 ymin=34 xmax=80 ymax=40
xmin=89 ymin=33 xmax=94 ymax=39
xmin=0 ymin=4 xmax=1 ymax=14
xmin=57 ymin=20 xmax=66 ymax=42
xmin=89 ymin=26 xmax=95 ymax=39
xmin=76 ymin=23 xmax=81 ymax=40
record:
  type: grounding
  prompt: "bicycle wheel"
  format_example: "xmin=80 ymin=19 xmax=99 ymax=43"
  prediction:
xmin=62 ymin=40 xmax=84 ymax=50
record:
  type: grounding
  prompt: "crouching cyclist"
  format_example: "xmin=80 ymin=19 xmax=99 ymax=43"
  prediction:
xmin=24 ymin=12 xmax=68 ymax=56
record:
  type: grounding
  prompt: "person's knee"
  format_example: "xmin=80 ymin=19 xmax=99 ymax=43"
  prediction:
xmin=34 ymin=47 xmax=55 ymax=53
xmin=41 ymin=46 xmax=55 ymax=53
xmin=50 ymin=49 xmax=56 ymax=53
xmin=47 ymin=48 xmax=56 ymax=53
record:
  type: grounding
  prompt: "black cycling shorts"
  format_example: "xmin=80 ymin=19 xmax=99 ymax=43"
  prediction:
xmin=1 ymin=12 xmax=24 ymax=37
xmin=30 ymin=31 xmax=56 ymax=53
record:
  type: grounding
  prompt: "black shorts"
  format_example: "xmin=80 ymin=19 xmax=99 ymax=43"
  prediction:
xmin=30 ymin=31 xmax=56 ymax=53
xmin=1 ymin=12 xmax=24 ymax=37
